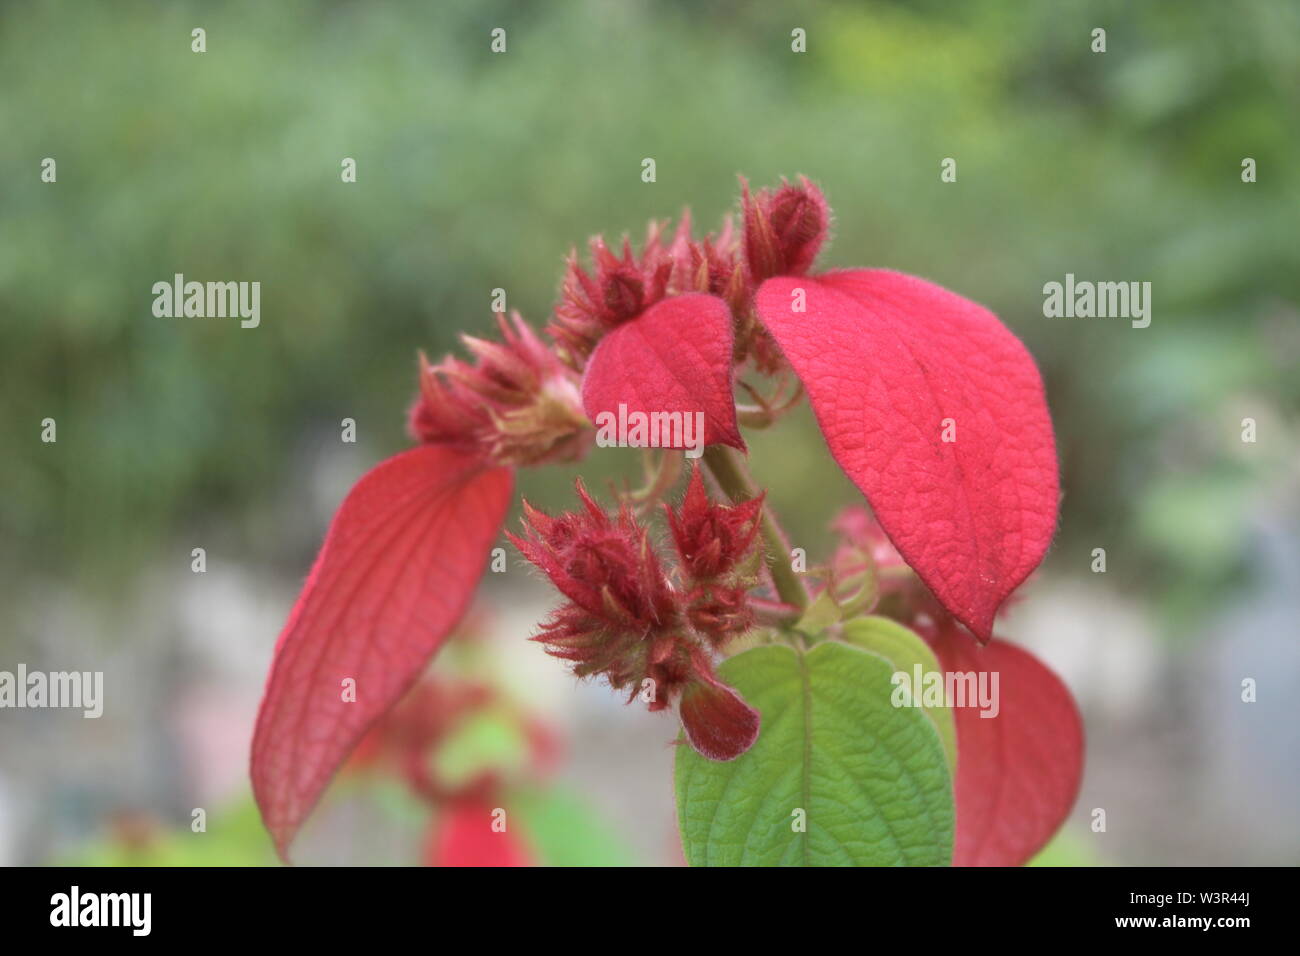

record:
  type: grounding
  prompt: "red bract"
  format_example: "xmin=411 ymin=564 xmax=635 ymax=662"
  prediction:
xmin=755 ymin=269 xmax=1059 ymax=642
xmin=677 ymin=646 xmax=760 ymax=762
xmin=582 ymin=294 xmax=745 ymax=453
xmin=250 ymin=446 xmax=512 ymax=860
xmin=509 ymin=480 xmax=760 ymax=761
xmin=556 ymin=216 xmax=751 ymax=458
xmin=254 ymin=308 xmax=594 ymax=860
xmin=925 ymin=623 xmax=1085 ymax=867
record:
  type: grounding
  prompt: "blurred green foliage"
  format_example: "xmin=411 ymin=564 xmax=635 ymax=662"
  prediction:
xmin=58 ymin=800 xmax=280 ymax=867
xmin=58 ymin=787 xmax=634 ymax=866
xmin=1029 ymin=827 xmax=1103 ymax=867
xmin=3 ymin=0 xmax=1296 ymax=631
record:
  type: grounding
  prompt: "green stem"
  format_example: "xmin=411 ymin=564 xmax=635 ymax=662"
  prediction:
xmin=702 ymin=445 xmax=810 ymax=611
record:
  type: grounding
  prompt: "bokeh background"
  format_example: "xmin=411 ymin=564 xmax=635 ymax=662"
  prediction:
xmin=2 ymin=0 xmax=1297 ymax=865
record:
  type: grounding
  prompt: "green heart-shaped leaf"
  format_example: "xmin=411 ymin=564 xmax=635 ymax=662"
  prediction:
xmin=840 ymin=616 xmax=957 ymax=774
xmin=675 ymin=641 xmax=954 ymax=866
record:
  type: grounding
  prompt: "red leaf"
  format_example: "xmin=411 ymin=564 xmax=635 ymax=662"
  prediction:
xmin=581 ymin=293 xmax=744 ymax=453
xmin=425 ymin=800 xmax=534 ymax=867
xmin=930 ymin=627 xmax=1084 ymax=866
xmin=755 ymin=269 xmax=1058 ymax=640
xmin=250 ymin=446 xmax=513 ymax=860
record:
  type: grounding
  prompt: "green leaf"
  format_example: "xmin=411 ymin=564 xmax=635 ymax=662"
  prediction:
xmin=840 ymin=616 xmax=957 ymax=774
xmin=57 ymin=798 xmax=280 ymax=867
xmin=510 ymin=785 xmax=637 ymax=866
xmin=675 ymin=641 xmax=954 ymax=866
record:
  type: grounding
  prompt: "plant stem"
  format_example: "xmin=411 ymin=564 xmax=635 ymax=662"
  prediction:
xmin=702 ymin=445 xmax=810 ymax=611
xmin=626 ymin=448 xmax=683 ymax=514
xmin=751 ymin=598 xmax=803 ymax=628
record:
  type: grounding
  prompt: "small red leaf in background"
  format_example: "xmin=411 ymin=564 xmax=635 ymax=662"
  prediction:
xmin=251 ymin=446 xmax=513 ymax=860
xmin=930 ymin=627 xmax=1084 ymax=866
xmin=426 ymin=800 xmax=533 ymax=867
xmin=755 ymin=269 xmax=1059 ymax=640
xmin=581 ymin=293 xmax=744 ymax=452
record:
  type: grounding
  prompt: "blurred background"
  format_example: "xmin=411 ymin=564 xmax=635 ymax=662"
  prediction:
xmin=1 ymin=0 xmax=1297 ymax=865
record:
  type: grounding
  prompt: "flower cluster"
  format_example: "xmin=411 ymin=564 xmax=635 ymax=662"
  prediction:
xmin=666 ymin=467 xmax=764 ymax=638
xmin=548 ymin=177 xmax=830 ymax=373
xmin=548 ymin=220 xmax=689 ymax=364
xmin=509 ymin=474 xmax=763 ymax=760
xmin=254 ymin=173 xmax=1077 ymax=867
xmin=403 ymin=177 xmax=832 ymax=468
xmin=408 ymin=311 xmax=590 ymax=467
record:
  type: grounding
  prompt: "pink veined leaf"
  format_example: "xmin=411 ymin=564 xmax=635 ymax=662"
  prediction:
xmin=929 ymin=626 xmax=1084 ymax=866
xmin=755 ymin=269 xmax=1059 ymax=641
xmin=425 ymin=800 xmax=534 ymax=867
xmin=581 ymin=293 xmax=744 ymax=452
xmin=250 ymin=445 xmax=513 ymax=861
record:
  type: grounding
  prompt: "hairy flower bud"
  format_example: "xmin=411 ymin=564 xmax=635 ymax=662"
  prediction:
xmin=408 ymin=311 xmax=591 ymax=467
xmin=509 ymin=481 xmax=677 ymax=682
xmin=549 ymin=219 xmax=694 ymax=365
xmin=511 ymin=480 xmax=759 ymax=760
xmin=667 ymin=467 xmax=764 ymax=581
xmin=741 ymin=175 xmax=830 ymax=281
xmin=666 ymin=468 xmax=764 ymax=646
xmin=678 ymin=215 xmax=752 ymax=317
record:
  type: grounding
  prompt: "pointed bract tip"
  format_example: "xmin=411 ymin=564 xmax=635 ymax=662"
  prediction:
xmin=679 ymin=676 xmax=760 ymax=761
xmin=678 ymin=652 xmax=760 ymax=761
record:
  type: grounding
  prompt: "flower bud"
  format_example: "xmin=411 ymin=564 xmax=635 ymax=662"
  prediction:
xmin=549 ymin=220 xmax=688 ymax=364
xmin=511 ymin=480 xmax=761 ymax=760
xmin=666 ymin=467 xmax=764 ymax=581
xmin=741 ymin=175 xmax=830 ymax=281
xmin=408 ymin=311 xmax=591 ymax=467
